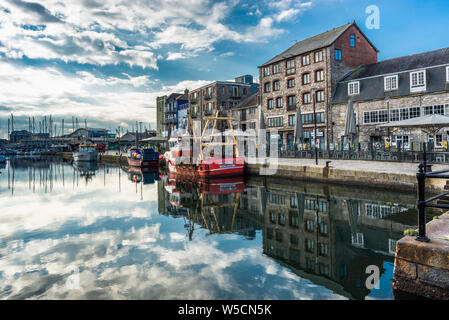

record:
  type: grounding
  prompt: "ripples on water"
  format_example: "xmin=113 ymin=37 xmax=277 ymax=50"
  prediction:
xmin=0 ymin=157 xmax=439 ymax=300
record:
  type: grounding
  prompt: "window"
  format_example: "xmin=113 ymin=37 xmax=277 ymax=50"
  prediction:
xmin=316 ymin=90 xmax=325 ymax=102
xmin=315 ymin=50 xmax=323 ymax=62
xmin=264 ymin=82 xmax=271 ymax=93
xmin=306 ymin=220 xmax=314 ymax=232
xmin=400 ymin=108 xmax=409 ymax=121
xmin=288 ymin=114 xmax=296 ymax=126
xmin=335 ymin=49 xmax=342 ymax=61
xmin=306 ymin=239 xmax=314 ymax=252
xmin=315 ymin=70 xmax=324 ymax=82
xmin=302 ymin=73 xmax=311 ymax=85
xmin=390 ymin=109 xmax=399 ymax=122
xmin=446 ymin=66 xmax=449 ymax=83
xmin=273 ymin=64 xmax=280 ymax=74
xmin=410 ymin=107 xmax=420 ymax=118
xmin=290 ymin=195 xmax=297 ymax=208
xmin=350 ymin=34 xmax=356 ymax=47
xmin=287 ymin=95 xmax=296 ymax=109
xmin=276 ymin=97 xmax=283 ymax=108
xmin=267 ymin=99 xmax=274 ymax=109
xmin=273 ymin=80 xmax=280 ymax=91
xmin=267 ymin=116 xmax=283 ymax=127
xmin=249 ymin=107 xmax=257 ymax=114
xmin=384 ymin=75 xmax=399 ymax=91
xmin=395 ymin=136 xmax=409 ymax=148
xmin=348 ymin=81 xmax=360 ymax=95
xmin=286 ymin=59 xmax=295 ymax=75
xmin=249 ymin=122 xmax=256 ymax=129
xmin=319 ymin=243 xmax=328 ymax=256
xmin=287 ymin=78 xmax=295 ymax=88
xmin=269 ymin=193 xmax=285 ymax=204
xmin=290 ymin=234 xmax=299 ymax=245
xmin=364 ymin=110 xmax=388 ymax=124
xmin=302 ymin=54 xmax=310 ymax=66
xmin=410 ymin=70 xmax=426 ymax=92
xmin=303 ymin=92 xmax=311 ymax=104
xmin=279 ymin=213 xmax=286 ymax=226
xmin=263 ymin=67 xmax=270 ymax=76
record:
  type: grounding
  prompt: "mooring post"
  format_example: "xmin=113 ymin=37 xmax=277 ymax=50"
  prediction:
xmin=416 ymin=162 xmax=430 ymax=242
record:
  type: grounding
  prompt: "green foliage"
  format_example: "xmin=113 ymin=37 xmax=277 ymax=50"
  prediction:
xmin=404 ymin=229 xmax=418 ymax=236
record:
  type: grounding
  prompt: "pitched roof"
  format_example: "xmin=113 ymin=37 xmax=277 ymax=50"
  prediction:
xmin=260 ymin=22 xmax=366 ymax=67
xmin=332 ymin=48 xmax=449 ymax=104
xmin=342 ymin=47 xmax=449 ymax=80
xmin=233 ymin=92 xmax=259 ymax=110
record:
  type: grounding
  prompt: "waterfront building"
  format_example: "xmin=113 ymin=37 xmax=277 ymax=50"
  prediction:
xmin=164 ymin=93 xmax=182 ymax=138
xmin=258 ymin=22 xmax=378 ymax=150
xmin=332 ymin=47 xmax=449 ymax=150
xmin=231 ymin=92 xmax=261 ymax=132
xmin=175 ymin=90 xmax=190 ymax=135
xmin=188 ymin=75 xmax=259 ymax=132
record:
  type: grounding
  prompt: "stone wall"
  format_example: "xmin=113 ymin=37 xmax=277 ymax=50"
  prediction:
xmin=332 ymin=92 xmax=449 ymax=146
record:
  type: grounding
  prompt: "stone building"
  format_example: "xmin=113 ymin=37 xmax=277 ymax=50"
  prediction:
xmin=258 ymin=22 xmax=378 ymax=150
xmin=332 ymin=47 xmax=449 ymax=150
xmin=231 ymin=92 xmax=260 ymax=132
xmin=188 ymin=75 xmax=259 ymax=132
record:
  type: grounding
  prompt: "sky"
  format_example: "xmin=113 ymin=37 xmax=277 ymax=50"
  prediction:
xmin=0 ymin=0 xmax=448 ymax=138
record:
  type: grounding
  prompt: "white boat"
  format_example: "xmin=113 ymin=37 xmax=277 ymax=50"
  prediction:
xmin=73 ymin=144 xmax=98 ymax=162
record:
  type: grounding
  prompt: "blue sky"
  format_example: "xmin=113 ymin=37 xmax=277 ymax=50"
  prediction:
xmin=0 ymin=0 xmax=448 ymax=138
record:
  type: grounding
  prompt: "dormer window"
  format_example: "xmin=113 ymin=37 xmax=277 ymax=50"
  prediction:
xmin=446 ymin=66 xmax=449 ymax=83
xmin=384 ymin=75 xmax=398 ymax=91
xmin=410 ymin=70 xmax=426 ymax=92
xmin=348 ymin=81 xmax=360 ymax=96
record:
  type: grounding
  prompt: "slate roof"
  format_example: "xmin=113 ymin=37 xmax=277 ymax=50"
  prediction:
xmin=260 ymin=22 xmax=377 ymax=67
xmin=233 ymin=92 xmax=259 ymax=110
xmin=332 ymin=47 xmax=449 ymax=104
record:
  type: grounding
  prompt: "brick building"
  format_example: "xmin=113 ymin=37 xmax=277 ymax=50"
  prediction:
xmin=188 ymin=75 xmax=259 ymax=132
xmin=332 ymin=47 xmax=449 ymax=150
xmin=258 ymin=22 xmax=378 ymax=150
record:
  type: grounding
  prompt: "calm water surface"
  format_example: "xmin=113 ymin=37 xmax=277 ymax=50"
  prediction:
xmin=0 ymin=157 xmax=440 ymax=300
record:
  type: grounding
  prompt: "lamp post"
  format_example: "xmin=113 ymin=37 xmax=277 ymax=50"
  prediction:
xmin=313 ymin=89 xmax=318 ymax=165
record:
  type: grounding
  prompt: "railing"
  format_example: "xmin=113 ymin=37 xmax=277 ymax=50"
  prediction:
xmin=416 ymin=144 xmax=449 ymax=242
xmin=204 ymin=93 xmax=213 ymax=100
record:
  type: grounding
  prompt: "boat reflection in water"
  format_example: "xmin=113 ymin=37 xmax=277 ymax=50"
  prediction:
xmin=72 ymin=160 xmax=98 ymax=183
xmin=127 ymin=166 xmax=160 ymax=185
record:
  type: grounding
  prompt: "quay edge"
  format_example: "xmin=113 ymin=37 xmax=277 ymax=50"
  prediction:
xmin=245 ymin=162 xmax=447 ymax=193
xmin=393 ymin=213 xmax=449 ymax=300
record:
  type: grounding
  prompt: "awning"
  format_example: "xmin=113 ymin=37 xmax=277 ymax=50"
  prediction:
xmin=379 ymin=114 xmax=449 ymax=135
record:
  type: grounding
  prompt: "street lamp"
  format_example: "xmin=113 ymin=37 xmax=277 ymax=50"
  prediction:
xmin=313 ymin=89 xmax=318 ymax=165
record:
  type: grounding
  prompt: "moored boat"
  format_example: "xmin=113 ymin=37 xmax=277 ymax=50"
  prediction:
xmin=73 ymin=144 xmax=98 ymax=162
xmin=127 ymin=146 xmax=159 ymax=168
xmin=165 ymin=114 xmax=245 ymax=178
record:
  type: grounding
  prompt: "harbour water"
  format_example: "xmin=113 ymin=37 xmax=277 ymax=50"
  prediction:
xmin=0 ymin=157 xmax=442 ymax=299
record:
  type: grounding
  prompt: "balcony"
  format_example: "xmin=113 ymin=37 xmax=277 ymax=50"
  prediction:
xmin=190 ymin=112 xmax=198 ymax=118
xmin=190 ymin=98 xmax=198 ymax=104
xmin=287 ymin=104 xmax=296 ymax=111
xmin=204 ymin=109 xmax=213 ymax=116
xmin=204 ymin=93 xmax=213 ymax=100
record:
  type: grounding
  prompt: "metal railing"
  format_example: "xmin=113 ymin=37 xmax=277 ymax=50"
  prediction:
xmin=415 ymin=143 xmax=449 ymax=242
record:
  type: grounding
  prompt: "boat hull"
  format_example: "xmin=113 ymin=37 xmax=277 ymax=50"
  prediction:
xmin=127 ymin=158 xmax=159 ymax=168
xmin=73 ymin=151 xmax=98 ymax=162
xmin=168 ymin=158 xmax=245 ymax=179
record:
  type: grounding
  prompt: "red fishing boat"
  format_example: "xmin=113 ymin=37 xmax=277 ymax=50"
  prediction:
xmin=165 ymin=114 xmax=245 ymax=178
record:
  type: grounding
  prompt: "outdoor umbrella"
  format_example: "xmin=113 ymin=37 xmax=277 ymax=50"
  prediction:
xmin=294 ymin=106 xmax=304 ymax=147
xmin=344 ymin=99 xmax=357 ymax=137
xmin=379 ymin=114 xmax=449 ymax=136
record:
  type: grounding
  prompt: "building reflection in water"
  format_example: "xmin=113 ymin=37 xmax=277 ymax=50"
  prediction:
xmin=159 ymin=174 xmax=428 ymax=300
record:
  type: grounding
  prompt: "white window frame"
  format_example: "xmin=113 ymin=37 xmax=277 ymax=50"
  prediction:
xmin=264 ymin=67 xmax=270 ymax=77
xmin=348 ymin=81 xmax=360 ymax=96
xmin=384 ymin=75 xmax=398 ymax=91
xmin=410 ymin=70 xmax=426 ymax=92
xmin=446 ymin=66 xmax=449 ymax=83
